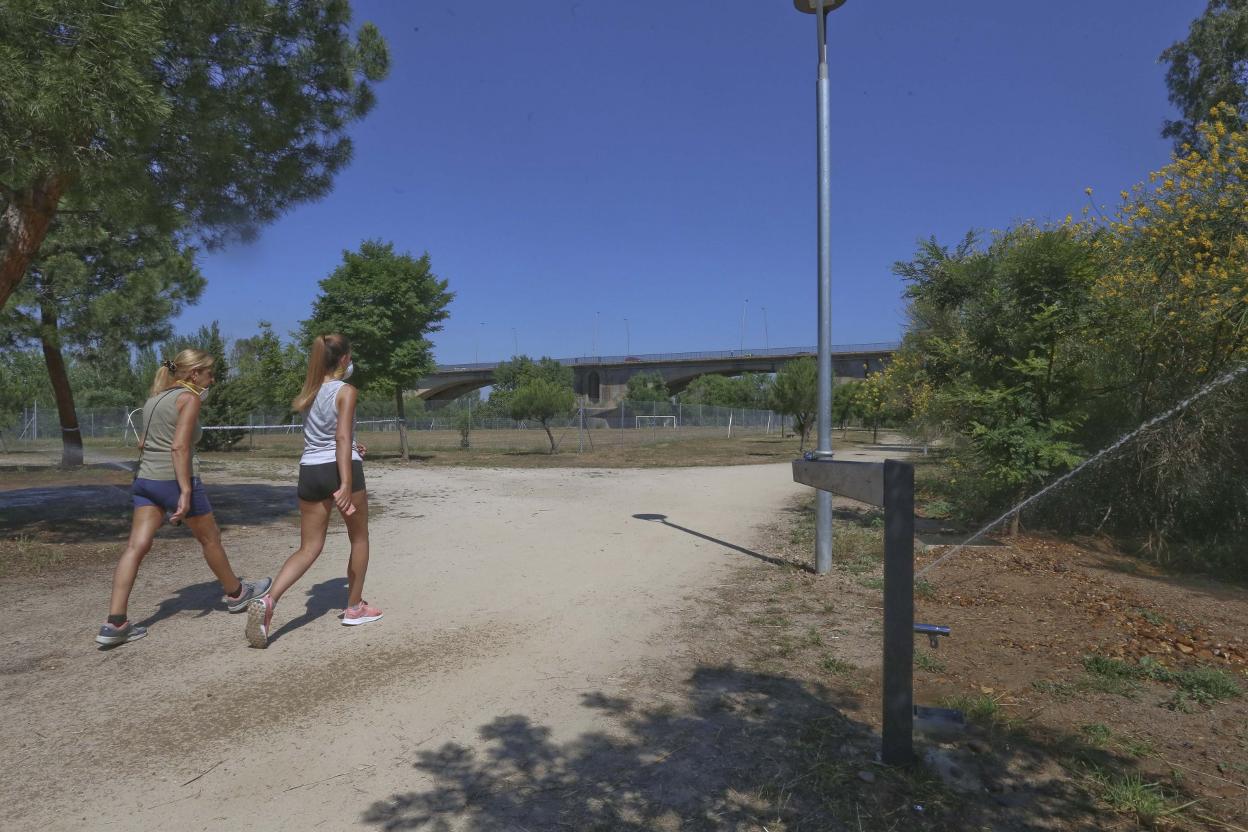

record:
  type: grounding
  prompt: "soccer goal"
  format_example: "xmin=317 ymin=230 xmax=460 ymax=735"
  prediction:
xmin=635 ymin=415 xmax=677 ymax=429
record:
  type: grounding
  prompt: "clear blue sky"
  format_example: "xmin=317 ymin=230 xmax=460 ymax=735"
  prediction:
xmin=181 ymin=0 xmax=1202 ymax=364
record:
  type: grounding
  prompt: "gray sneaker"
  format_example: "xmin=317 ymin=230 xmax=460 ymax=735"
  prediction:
xmin=96 ymin=621 xmax=148 ymax=647
xmin=224 ymin=577 xmax=273 ymax=613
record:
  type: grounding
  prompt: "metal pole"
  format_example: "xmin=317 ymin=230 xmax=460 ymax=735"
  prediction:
xmin=813 ymin=1 xmax=835 ymax=575
xmin=762 ymin=306 xmax=770 ymax=349
xmin=740 ymin=298 xmax=748 ymax=351
xmin=881 ymin=459 xmax=915 ymax=766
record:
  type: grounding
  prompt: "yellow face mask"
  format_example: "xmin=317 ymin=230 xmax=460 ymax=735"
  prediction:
xmin=176 ymin=380 xmax=210 ymax=401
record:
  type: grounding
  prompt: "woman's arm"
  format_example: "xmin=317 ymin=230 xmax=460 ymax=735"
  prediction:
xmin=333 ymin=384 xmax=358 ymax=516
xmin=169 ymin=392 xmax=200 ymax=524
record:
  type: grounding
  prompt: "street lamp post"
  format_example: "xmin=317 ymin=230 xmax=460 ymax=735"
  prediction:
xmin=762 ymin=306 xmax=770 ymax=349
xmin=794 ymin=0 xmax=846 ymax=575
xmin=740 ymin=298 xmax=748 ymax=352
xmin=624 ymin=317 xmax=630 ymax=355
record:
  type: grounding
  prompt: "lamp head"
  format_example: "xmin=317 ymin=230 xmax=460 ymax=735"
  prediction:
xmin=793 ymin=0 xmax=848 ymax=13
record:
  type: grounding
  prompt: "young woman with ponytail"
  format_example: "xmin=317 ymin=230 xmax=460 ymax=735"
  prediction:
xmin=246 ymin=333 xmax=381 ymax=648
xmin=96 ymin=349 xmax=272 ymax=646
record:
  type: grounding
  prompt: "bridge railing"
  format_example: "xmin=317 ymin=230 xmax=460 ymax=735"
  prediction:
xmin=434 ymin=342 xmax=900 ymax=373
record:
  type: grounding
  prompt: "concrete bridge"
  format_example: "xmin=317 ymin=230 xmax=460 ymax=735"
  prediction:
xmin=415 ymin=343 xmax=898 ymax=405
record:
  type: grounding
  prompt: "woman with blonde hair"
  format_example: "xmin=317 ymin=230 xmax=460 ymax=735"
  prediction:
xmin=96 ymin=349 xmax=271 ymax=646
xmin=246 ymin=333 xmax=380 ymax=648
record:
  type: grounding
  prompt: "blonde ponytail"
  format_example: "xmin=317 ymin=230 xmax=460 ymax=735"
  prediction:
xmin=151 ymin=350 xmax=214 ymax=395
xmin=293 ymin=333 xmax=351 ymax=411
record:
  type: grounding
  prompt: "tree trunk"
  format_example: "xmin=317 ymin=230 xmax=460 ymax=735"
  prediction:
xmin=38 ymin=299 xmax=84 ymax=467
xmin=0 ymin=176 xmax=69 ymax=311
xmin=543 ymin=420 xmax=556 ymax=453
xmin=394 ymin=386 xmax=411 ymax=461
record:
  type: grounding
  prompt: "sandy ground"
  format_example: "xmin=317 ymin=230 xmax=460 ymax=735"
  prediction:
xmin=2 ymin=462 xmax=820 ymax=831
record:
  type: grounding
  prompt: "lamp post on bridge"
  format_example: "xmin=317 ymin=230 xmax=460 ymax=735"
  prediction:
xmin=740 ymin=298 xmax=748 ymax=352
xmin=793 ymin=0 xmax=847 ymax=575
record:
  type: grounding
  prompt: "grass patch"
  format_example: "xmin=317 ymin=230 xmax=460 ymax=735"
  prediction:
xmin=1135 ymin=608 xmax=1166 ymax=627
xmin=1079 ymin=654 xmax=1242 ymax=707
xmin=820 ymin=656 xmax=856 ymax=676
xmin=803 ymin=626 xmax=823 ymax=647
xmin=839 ymin=556 xmax=877 ymax=576
xmin=914 ymin=578 xmax=937 ymax=600
xmin=939 ymin=693 xmax=1001 ymax=725
xmin=1078 ymin=723 xmax=1113 ymax=748
xmin=1119 ymin=734 xmax=1156 ymax=758
xmin=858 ymin=576 xmax=884 ymax=591
xmin=1173 ymin=666 xmax=1242 ymax=704
xmin=0 ymin=533 xmax=66 ymax=575
xmin=1090 ymin=771 xmax=1168 ymax=826
xmin=914 ymin=649 xmax=946 ymax=673
xmin=1032 ymin=679 xmax=1077 ymax=700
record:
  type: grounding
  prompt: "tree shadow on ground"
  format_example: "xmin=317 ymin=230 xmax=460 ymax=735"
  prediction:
xmin=361 ymin=665 xmax=1128 ymax=832
xmin=0 ymin=482 xmax=299 ymax=543
xmin=268 ymin=578 xmax=347 ymax=644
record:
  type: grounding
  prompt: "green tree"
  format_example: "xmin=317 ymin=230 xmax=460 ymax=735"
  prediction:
xmin=509 ymin=378 xmax=574 ymax=453
xmin=1 ymin=214 xmax=203 ymax=464
xmin=1161 ymin=0 xmax=1248 ymax=150
xmin=230 ymin=321 xmax=304 ymax=419
xmin=303 ymin=240 xmax=453 ymax=461
xmin=0 ymin=0 xmax=389 ymax=309
xmin=678 ymin=372 xmax=771 ymax=409
xmin=769 ymin=357 xmax=817 ymax=450
xmin=893 ymin=224 xmax=1096 ymax=522
xmin=0 ymin=348 xmax=50 ymax=438
xmin=832 ymin=379 xmax=863 ymax=436
xmin=856 ymin=373 xmax=890 ymax=444
xmin=488 ymin=355 xmax=573 ymax=417
xmin=624 ymin=371 xmax=670 ymax=404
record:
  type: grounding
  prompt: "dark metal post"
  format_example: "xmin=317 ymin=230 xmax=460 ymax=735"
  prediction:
xmin=881 ymin=458 xmax=915 ymax=766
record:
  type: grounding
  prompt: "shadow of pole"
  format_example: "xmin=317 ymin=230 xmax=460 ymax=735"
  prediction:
xmin=631 ymin=513 xmax=812 ymax=573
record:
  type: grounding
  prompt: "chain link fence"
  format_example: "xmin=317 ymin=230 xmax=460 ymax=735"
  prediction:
xmin=2 ymin=400 xmax=793 ymax=458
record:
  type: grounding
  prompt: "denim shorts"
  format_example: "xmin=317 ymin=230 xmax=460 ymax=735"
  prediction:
xmin=132 ymin=477 xmax=213 ymax=518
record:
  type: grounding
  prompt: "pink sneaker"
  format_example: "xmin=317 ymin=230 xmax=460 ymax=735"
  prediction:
xmin=246 ymin=594 xmax=274 ymax=648
xmin=342 ymin=600 xmax=383 ymax=626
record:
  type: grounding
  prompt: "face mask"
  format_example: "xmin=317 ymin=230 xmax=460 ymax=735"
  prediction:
xmin=340 ymin=362 xmax=354 ymax=381
xmin=178 ymin=380 xmax=210 ymax=402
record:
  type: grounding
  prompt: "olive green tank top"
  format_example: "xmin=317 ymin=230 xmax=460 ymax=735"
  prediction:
xmin=137 ymin=388 xmax=202 ymax=481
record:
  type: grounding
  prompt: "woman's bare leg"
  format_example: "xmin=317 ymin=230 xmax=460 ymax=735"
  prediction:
xmin=183 ymin=512 xmax=240 ymax=594
xmin=342 ymin=490 xmax=370 ymax=607
xmin=107 ymin=507 xmax=166 ymax=618
xmin=268 ymin=499 xmax=332 ymax=604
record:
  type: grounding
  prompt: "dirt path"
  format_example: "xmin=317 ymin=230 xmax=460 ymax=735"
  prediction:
xmin=2 ymin=463 xmax=809 ymax=831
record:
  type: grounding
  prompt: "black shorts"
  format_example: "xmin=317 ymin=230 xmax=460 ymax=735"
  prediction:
xmin=297 ymin=460 xmax=366 ymax=503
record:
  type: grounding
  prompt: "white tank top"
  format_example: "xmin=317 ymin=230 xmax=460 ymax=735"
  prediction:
xmin=300 ymin=380 xmax=362 ymax=465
